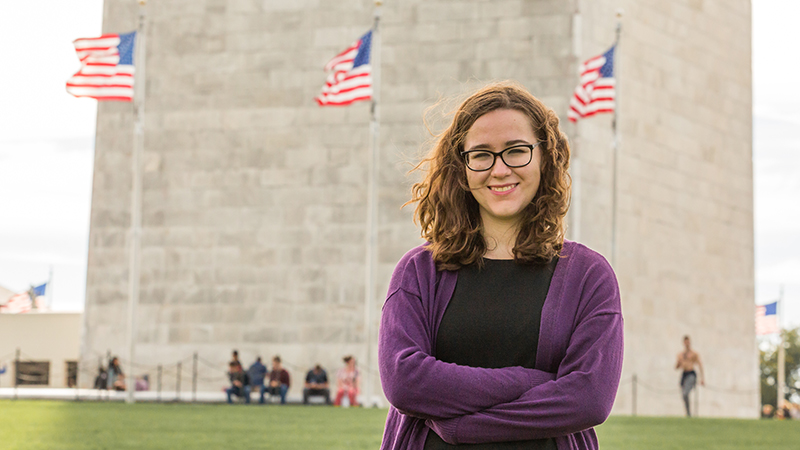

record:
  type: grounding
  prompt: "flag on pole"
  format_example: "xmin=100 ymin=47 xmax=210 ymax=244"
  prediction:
xmin=316 ymin=30 xmax=373 ymax=106
xmin=66 ymin=32 xmax=136 ymax=101
xmin=756 ymin=301 xmax=780 ymax=335
xmin=568 ymin=45 xmax=616 ymax=122
xmin=32 ymin=283 xmax=47 ymax=298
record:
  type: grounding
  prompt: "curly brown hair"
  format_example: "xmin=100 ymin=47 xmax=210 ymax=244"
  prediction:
xmin=408 ymin=81 xmax=571 ymax=271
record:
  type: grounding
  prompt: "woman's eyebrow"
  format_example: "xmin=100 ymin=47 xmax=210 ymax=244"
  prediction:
xmin=465 ymin=143 xmax=492 ymax=151
xmin=465 ymin=139 xmax=530 ymax=152
xmin=504 ymin=139 xmax=530 ymax=147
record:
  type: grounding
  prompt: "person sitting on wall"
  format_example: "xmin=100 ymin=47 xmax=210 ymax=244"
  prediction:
xmin=226 ymin=361 xmax=251 ymax=404
xmin=135 ymin=374 xmax=150 ymax=391
xmin=248 ymin=356 xmax=268 ymax=404
xmin=303 ymin=364 xmax=331 ymax=405
xmin=107 ymin=356 xmax=126 ymax=391
xmin=230 ymin=350 xmax=241 ymax=369
xmin=93 ymin=364 xmax=108 ymax=390
xmin=334 ymin=355 xmax=360 ymax=407
xmin=267 ymin=356 xmax=291 ymax=404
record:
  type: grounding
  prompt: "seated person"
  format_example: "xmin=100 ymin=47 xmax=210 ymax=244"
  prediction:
xmin=135 ymin=374 xmax=150 ymax=391
xmin=230 ymin=349 xmax=240 ymax=368
xmin=334 ymin=355 xmax=360 ymax=407
xmin=226 ymin=361 xmax=251 ymax=404
xmin=266 ymin=356 xmax=291 ymax=404
xmin=93 ymin=365 xmax=108 ymax=390
xmin=303 ymin=364 xmax=330 ymax=404
xmin=248 ymin=357 xmax=268 ymax=404
xmin=108 ymin=357 xmax=126 ymax=392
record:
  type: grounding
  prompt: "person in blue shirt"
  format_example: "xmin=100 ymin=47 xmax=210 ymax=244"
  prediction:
xmin=107 ymin=356 xmax=126 ymax=391
xmin=248 ymin=356 xmax=268 ymax=404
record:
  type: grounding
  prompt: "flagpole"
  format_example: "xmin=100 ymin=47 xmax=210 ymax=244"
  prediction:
xmin=610 ymin=10 xmax=622 ymax=267
xmin=362 ymin=0 xmax=382 ymax=408
xmin=569 ymin=8 xmax=582 ymax=242
xmin=777 ymin=285 xmax=785 ymax=410
xmin=48 ymin=265 xmax=54 ymax=309
xmin=126 ymin=0 xmax=147 ymax=405
xmin=28 ymin=286 xmax=37 ymax=311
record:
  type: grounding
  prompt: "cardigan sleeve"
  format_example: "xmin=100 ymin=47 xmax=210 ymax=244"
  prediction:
xmin=426 ymin=261 xmax=624 ymax=444
xmin=379 ymin=286 xmax=557 ymax=421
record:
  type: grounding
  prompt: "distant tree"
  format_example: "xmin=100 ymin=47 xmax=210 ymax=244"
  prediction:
xmin=760 ymin=326 xmax=800 ymax=408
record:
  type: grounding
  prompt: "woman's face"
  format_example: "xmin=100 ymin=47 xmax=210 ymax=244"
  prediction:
xmin=464 ymin=108 xmax=543 ymax=227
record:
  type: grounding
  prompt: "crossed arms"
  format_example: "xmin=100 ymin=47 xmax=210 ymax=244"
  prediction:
xmin=378 ymin=267 xmax=623 ymax=445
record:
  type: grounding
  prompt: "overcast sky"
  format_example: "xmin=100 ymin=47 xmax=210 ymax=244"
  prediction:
xmin=0 ymin=1 xmax=102 ymax=312
xmin=751 ymin=0 xmax=800 ymax=328
xmin=0 ymin=1 xmax=798 ymax=327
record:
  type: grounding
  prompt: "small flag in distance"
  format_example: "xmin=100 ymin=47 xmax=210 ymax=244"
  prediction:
xmin=0 ymin=292 xmax=32 ymax=314
xmin=32 ymin=283 xmax=47 ymax=298
xmin=756 ymin=301 xmax=779 ymax=336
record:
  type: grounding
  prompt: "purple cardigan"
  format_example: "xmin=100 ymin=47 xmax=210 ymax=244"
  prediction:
xmin=378 ymin=240 xmax=623 ymax=450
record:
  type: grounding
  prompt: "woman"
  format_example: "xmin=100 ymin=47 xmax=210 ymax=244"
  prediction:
xmin=378 ymin=82 xmax=623 ymax=449
xmin=334 ymin=355 xmax=361 ymax=407
xmin=107 ymin=356 xmax=126 ymax=391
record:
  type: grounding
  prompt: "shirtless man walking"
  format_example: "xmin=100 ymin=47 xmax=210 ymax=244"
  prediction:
xmin=676 ymin=335 xmax=705 ymax=417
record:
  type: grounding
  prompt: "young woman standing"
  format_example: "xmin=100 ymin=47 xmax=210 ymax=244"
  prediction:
xmin=378 ymin=82 xmax=624 ymax=449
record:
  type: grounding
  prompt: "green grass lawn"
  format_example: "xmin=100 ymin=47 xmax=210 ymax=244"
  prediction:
xmin=596 ymin=415 xmax=800 ymax=450
xmin=1 ymin=400 xmax=799 ymax=449
xmin=0 ymin=400 xmax=385 ymax=450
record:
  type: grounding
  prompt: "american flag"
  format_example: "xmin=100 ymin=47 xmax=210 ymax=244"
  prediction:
xmin=316 ymin=30 xmax=373 ymax=106
xmin=756 ymin=301 xmax=780 ymax=336
xmin=32 ymin=282 xmax=47 ymax=297
xmin=0 ymin=292 xmax=32 ymax=314
xmin=66 ymin=31 xmax=136 ymax=102
xmin=568 ymin=45 xmax=616 ymax=123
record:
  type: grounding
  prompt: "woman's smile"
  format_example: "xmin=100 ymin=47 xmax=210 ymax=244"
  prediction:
xmin=488 ymin=183 xmax=518 ymax=193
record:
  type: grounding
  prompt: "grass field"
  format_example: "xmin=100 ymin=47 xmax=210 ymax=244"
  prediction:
xmin=1 ymin=400 xmax=799 ymax=449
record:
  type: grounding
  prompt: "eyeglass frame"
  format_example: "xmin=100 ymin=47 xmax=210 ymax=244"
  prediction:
xmin=459 ymin=142 xmax=544 ymax=172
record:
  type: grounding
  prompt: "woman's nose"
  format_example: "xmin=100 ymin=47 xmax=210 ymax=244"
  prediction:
xmin=490 ymin=156 xmax=512 ymax=177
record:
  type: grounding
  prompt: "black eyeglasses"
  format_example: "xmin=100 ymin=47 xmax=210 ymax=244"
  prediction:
xmin=460 ymin=142 xmax=543 ymax=172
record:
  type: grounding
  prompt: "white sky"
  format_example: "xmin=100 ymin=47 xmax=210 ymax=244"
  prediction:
xmin=752 ymin=0 xmax=800 ymax=328
xmin=0 ymin=1 xmax=798 ymax=328
xmin=0 ymin=1 xmax=102 ymax=312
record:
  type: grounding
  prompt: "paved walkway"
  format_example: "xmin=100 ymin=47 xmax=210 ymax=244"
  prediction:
xmin=0 ymin=387 xmax=299 ymax=403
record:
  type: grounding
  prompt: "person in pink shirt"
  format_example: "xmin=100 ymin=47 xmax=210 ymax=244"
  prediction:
xmin=334 ymin=355 xmax=361 ymax=407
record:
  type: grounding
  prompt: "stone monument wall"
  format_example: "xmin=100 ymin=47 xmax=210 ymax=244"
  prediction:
xmin=82 ymin=0 xmax=756 ymax=416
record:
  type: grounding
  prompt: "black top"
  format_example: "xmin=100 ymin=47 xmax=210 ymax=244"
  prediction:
xmin=306 ymin=369 xmax=328 ymax=384
xmin=229 ymin=370 xmax=249 ymax=387
xmin=424 ymin=258 xmax=558 ymax=450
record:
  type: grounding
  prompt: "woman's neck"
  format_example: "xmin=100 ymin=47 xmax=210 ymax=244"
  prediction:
xmin=481 ymin=216 xmax=519 ymax=260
